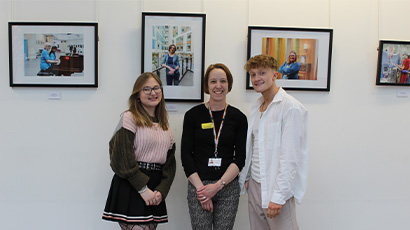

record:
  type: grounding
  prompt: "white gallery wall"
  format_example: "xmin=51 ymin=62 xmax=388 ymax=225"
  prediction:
xmin=1 ymin=0 xmax=409 ymax=229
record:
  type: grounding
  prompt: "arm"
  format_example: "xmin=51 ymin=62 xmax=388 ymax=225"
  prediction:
xmin=161 ymin=55 xmax=170 ymax=68
xmin=189 ymin=172 xmax=213 ymax=212
xmin=285 ymin=62 xmax=300 ymax=75
xmin=196 ymin=163 xmax=239 ymax=200
xmin=197 ymin=110 xmax=248 ymax=199
xmin=394 ymin=59 xmax=408 ymax=70
xmin=168 ymin=56 xmax=180 ymax=74
xmin=266 ymin=107 xmax=306 ymax=218
xmin=181 ymin=110 xmax=199 ymax=178
xmin=154 ymin=143 xmax=176 ymax=200
xmin=280 ymin=62 xmax=300 ymax=75
xmin=109 ymin=128 xmax=150 ymax=192
xmin=278 ymin=61 xmax=287 ymax=74
xmin=232 ymin=111 xmax=248 ymax=170
xmin=394 ymin=63 xmax=403 ymax=69
xmin=174 ymin=55 xmax=180 ymax=71
xmin=181 ymin=109 xmax=214 ymax=211
xmin=270 ymin=107 xmax=306 ymax=205
xmin=43 ymin=52 xmax=59 ymax=64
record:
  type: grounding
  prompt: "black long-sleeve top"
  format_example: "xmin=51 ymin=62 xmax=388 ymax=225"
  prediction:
xmin=181 ymin=104 xmax=248 ymax=180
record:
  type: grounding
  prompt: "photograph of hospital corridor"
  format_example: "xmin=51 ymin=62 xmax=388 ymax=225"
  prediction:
xmin=263 ymin=37 xmax=318 ymax=80
xmin=151 ymin=25 xmax=194 ymax=86
xmin=24 ymin=33 xmax=85 ymax=77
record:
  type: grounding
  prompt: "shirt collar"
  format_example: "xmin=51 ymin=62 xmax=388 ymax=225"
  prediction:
xmin=272 ymin=87 xmax=285 ymax=103
xmin=252 ymin=87 xmax=285 ymax=109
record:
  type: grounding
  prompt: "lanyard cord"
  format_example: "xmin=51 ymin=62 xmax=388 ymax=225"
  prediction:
xmin=207 ymin=103 xmax=228 ymax=158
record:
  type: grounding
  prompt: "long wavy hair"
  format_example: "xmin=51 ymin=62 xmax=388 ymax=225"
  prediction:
xmin=287 ymin=50 xmax=297 ymax=64
xmin=128 ymin=72 xmax=169 ymax=130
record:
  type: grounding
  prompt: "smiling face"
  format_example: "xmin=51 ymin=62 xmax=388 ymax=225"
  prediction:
xmin=249 ymin=67 xmax=277 ymax=94
xmin=138 ymin=77 xmax=162 ymax=114
xmin=169 ymin=45 xmax=176 ymax=54
xmin=288 ymin=51 xmax=296 ymax=63
xmin=208 ymin=68 xmax=229 ymax=103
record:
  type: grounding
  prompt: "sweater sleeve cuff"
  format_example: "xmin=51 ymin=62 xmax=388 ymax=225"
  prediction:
xmin=155 ymin=186 xmax=168 ymax=200
xmin=128 ymin=171 xmax=150 ymax=192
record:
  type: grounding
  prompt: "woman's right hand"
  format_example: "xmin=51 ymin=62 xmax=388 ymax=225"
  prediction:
xmin=201 ymin=198 xmax=213 ymax=212
xmin=140 ymin=188 xmax=156 ymax=206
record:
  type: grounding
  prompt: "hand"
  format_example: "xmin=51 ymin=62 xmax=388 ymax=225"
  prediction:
xmin=169 ymin=69 xmax=175 ymax=74
xmin=196 ymin=183 xmax=220 ymax=203
xmin=245 ymin=181 xmax=249 ymax=190
xmin=267 ymin=201 xmax=282 ymax=219
xmin=153 ymin=191 xmax=162 ymax=205
xmin=201 ymin=198 xmax=213 ymax=212
xmin=140 ymin=188 xmax=156 ymax=206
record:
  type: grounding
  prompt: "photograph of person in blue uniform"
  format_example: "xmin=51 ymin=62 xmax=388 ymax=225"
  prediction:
xmin=279 ymin=51 xmax=300 ymax=79
xmin=161 ymin=44 xmax=181 ymax=86
xmin=39 ymin=43 xmax=60 ymax=76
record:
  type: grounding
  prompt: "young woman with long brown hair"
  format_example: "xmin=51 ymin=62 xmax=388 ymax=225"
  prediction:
xmin=103 ymin=72 xmax=176 ymax=230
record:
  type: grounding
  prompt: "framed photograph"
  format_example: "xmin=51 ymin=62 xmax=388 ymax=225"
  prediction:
xmin=9 ymin=22 xmax=98 ymax=87
xmin=246 ymin=26 xmax=333 ymax=91
xmin=142 ymin=12 xmax=206 ymax=102
xmin=376 ymin=40 xmax=410 ymax=86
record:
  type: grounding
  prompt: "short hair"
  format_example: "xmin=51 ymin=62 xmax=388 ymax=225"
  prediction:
xmin=51 ymin=46 xmax=57 ymax=50
xmin=168 ymin=44 xmax=176 ymax=51
xmin=244 ymin=54 xmax=277 ymax=72
xmin=203 ymin=63 xmax=233 ymax=94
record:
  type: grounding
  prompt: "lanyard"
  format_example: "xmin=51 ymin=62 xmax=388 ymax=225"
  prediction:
xmin=207 ymin=103 xmax=228 ymax=158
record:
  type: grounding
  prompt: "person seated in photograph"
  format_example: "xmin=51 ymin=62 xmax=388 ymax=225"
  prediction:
xmin=49 ymin=46 xmax=62 ymax=76
xmin=39 ymin=43 xmax=60 ymax=75
xmin=279 ymin=51 xmax=300 ymax=79
xmin=49 ymin=46 xmax=57 ymax=61
xmin=161 ymin=44 xmax=181 ymax=86
xmin=394 ymin=51 xmax=410 ymax=83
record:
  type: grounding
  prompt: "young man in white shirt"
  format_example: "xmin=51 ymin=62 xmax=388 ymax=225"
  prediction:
xmin=239 ymin=54 xmax=309 ymax=230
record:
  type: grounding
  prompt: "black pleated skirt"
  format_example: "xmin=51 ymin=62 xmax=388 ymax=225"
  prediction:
xmin=102 ymin=169 xmax=168 ymax=225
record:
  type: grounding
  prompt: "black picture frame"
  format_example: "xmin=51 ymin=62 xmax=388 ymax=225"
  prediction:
xmin=376 ymin=40 xmax=410 ymax=86
xmin=142 ymin=12 xmax=206 ymax=102
xmin=9 ymin=22 xmax=98 ymax=87
xmin=246 ymin=26 xmax=333 ymax=91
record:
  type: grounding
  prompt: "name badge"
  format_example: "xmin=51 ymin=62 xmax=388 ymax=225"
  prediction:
xmin=208 ymin=158 xmax=222 ymax=167
xmin=201 ymin=122 xmax=214 ymax=129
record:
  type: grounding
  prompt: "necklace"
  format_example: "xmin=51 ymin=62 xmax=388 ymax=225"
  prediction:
xmin=259 ymin=102 xmax=265 ymax=118
xmin=259 ymin=99 xmax=272 ymax=118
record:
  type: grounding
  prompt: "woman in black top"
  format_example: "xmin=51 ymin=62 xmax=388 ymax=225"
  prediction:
xmin=181 ymin=63 xmax=248 ymax=230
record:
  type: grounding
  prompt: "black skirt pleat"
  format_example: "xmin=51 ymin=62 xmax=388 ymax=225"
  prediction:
xmin=102 ymin=169 xmax=168 ymax=224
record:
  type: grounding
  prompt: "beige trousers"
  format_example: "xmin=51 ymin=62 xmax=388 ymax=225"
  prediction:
xmin=248 ymin=178 xmax=299 ymax=230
